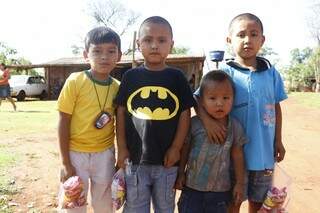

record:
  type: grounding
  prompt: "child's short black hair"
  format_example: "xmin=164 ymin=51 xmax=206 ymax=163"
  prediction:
xmin=228 ymin=13 xmax=263 ymax=34
xmin=84 ymin=26 xmax=121 ymax=52
xmin=139 ymin=16 xmax=173 ymax=38
xmin=199 ymin=70 xmax=235 ymax=97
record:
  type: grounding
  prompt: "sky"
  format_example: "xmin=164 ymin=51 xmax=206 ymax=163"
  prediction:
xmin=0 ymin=0 xmax=317 ymax=69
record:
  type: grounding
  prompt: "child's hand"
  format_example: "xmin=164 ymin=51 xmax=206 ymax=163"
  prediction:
xmin=174 ymin=173 xmax=186 ymax=190
xmin=60 ymin=164 xmax=76 ymax=183
xmin=202 ymin=114 xmax=226 ymax=144
xmin=117 ymin=148 xmax=130 ymax=169
xmin=164 ymin=146 xmax=180 ymax=168
xmin=275 ymin=141 xmax=286 ymax=162
xmin=233 ymin=182 xmax=244 ymax=205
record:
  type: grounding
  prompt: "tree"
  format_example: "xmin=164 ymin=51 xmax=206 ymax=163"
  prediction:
xmin=285 ymin=47 xmax=315 ymax=91
xmin=71 ymin=0 xmax=140 ymax=56
xmin=0 ymin=42 xmax=18 ymax=64
xmin=258 ymin=46 xmax=280 ymax=65
xmin=306 ymin=0 xmax=320 ymax=92
xmin=89 ymin=0 xmax=139 ymax=36
xmin=307 ymin=1 xmax=320 ymax=46
xmin=71 ymin=45 xmax=83 ymax=56
xmin=0 ymin=42 xmax=35 ymax=75
xmin=290 ymin=47 xmax=313 ymax=64
xmin=308 ymin=47 xmax=320 ymax=92
xmin=225 ymin=45 xmax=279 ymax=63
xmin=171 ymin=46 xmax=190 ymax=54
xmin=258 ymin=46 xmax=277 ymax=58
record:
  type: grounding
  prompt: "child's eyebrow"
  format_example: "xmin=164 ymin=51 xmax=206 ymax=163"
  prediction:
xmin=106 ymin=46 xmax=117 ymax=49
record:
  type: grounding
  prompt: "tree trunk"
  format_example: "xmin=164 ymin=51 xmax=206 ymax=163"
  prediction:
xmin=316 ymin=80 xmax=320 ymax=93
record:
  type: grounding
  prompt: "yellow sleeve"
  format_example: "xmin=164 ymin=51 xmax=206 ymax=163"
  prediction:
xmin=57 ymin=73 xmax=78 ymax=114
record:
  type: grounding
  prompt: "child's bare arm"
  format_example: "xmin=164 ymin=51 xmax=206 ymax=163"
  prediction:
xmin=275 ymin=103 xmax=285 ymax=162
xmin=58 ymin=111 xmax=75 ymax=182
xmin=194 ymin=95 xmax=226 ymax=143
xmin=164 ymin=109 xmax=190 ymax=168
xmin=175 ymin=141 xmax=190 ymax=190
xmin=231 ymin=144 xmax=245 ymax=205
xmin=116 ymin=106 xmax=130 ymax=169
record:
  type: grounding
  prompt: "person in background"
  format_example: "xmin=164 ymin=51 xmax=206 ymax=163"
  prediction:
xmin=0 ymin=63 xmax=17 ymax=111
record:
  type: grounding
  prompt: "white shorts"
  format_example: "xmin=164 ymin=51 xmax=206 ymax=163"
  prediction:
xmin=62 ymin=147 xmax=116 ymax=213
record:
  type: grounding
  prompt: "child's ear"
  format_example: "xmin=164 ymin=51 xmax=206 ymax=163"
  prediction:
xmin=170 ymin=40 xmax=174 ymax=53
xmin=136 ymin=39 xmax=141 ymax=51
xmin=83 ymin=50 xmax=89 ymax=62
xmin=117 ymin=51 xmax=122 ymax=62
xmin=261 ymin=35 xmax=266 ymax=46
xmin=226 ymin=36 xmax=232 ymax=44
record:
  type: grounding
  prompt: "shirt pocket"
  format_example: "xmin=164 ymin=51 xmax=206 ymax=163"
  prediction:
xmin=233 ymin=82 xmax=248 ymax=110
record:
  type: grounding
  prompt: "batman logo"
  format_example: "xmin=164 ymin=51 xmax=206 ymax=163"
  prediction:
xmin=127 ymin=86 xmax=179 ymax=120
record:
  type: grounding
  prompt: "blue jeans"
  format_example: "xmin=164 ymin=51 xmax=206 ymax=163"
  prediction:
xmin=123 ymin=165 xmax=178 ymax=213
xmin=178 ymin=187 xmax=231 ymax=213
xmin=0 ymin=85 xmax=10 ymax=98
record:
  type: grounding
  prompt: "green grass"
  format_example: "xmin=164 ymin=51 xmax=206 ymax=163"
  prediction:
xmin=289 ymin=92 xmax=320 ymax=109
xmin=0 ymin=146 xmax=18 ymax=212
xmin=0 ymin=100 xmax=58 ymax=137
xmin=0 ymin=100 xmax=57 ymax=211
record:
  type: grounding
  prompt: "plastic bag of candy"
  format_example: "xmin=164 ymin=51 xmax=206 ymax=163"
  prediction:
xmin=258 ymin=164 xmax=291 ymax=213
xmin=111 ymin=168 xmax=126 ymax=210
xmin=59 ymin=176 xmax=87 ymax=209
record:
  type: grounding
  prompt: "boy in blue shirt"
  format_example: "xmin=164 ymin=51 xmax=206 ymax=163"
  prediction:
xmin=115 ymin=16 xmax=195 ymax=213
xmin=198 ymin=13 xmax=287 ymax=212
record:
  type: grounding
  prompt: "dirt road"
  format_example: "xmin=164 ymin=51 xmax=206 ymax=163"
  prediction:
xmin=4 ymin=96 xmax=320 ymax=212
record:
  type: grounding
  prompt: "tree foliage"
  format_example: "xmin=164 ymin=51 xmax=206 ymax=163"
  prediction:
xmin=290 ymin=47 xmax=312 ymax=64
xmin=285 ymin=0 xmax=320 ymax=92
xmin=171 ymin=46 xmax=190 ymax=55
xmin=0 ymin=42 xmax=18 ymax=64
xmin=226 ymin=45 xmax=279 ymax=64
xmin=258 ymin=46 xmax=278 ymax=58
xmin=284 ymin=47 xmax=320 ymax=92
xmin=0 ymin=42 xmax=36 ymax=75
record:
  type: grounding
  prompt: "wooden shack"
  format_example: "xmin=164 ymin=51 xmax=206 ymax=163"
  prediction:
xmin=10 ymin=54 xmax=205 ymax=99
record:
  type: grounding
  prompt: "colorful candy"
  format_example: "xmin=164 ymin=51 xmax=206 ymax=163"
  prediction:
xmin=61 ymin=176 xmax=86 ymax=209
xmin=258 ymin=187 xmax=288 ymax=213
xmin=111 ymin=168 xmax=126 ymax=210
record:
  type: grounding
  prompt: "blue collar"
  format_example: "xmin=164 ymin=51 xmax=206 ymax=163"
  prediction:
xmin=225 ymin=57 xmax=272 ymax=72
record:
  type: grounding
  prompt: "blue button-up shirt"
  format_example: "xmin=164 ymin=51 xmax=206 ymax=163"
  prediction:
xmin=221 ymin=58 xmax=287 ymax=170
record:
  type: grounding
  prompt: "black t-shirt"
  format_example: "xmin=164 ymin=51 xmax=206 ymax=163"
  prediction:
xmin=115 ymin=66 xmax=195 ymax=165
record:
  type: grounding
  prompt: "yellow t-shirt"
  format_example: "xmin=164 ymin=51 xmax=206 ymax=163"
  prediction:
xmin=57 ymin=71 xmax=119 ymax=152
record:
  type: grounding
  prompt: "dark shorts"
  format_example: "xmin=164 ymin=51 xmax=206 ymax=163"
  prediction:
xmin=247 ymin=170 xmax=273 ymax=203
xmin=0 ymin=85 xmax=10 ymax=98
xmin=178 ymin=187 xmax=231 ymax=213
xmin=230 ymin=169 xmax=273 ymax=203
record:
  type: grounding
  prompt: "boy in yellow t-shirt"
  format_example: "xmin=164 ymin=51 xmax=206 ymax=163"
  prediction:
xmin=57 ymin=26 xmax=121 ymax=212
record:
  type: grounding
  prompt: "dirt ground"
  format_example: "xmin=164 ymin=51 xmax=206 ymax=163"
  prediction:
xmin=3 ymin=95 xmax=320 ymax=212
